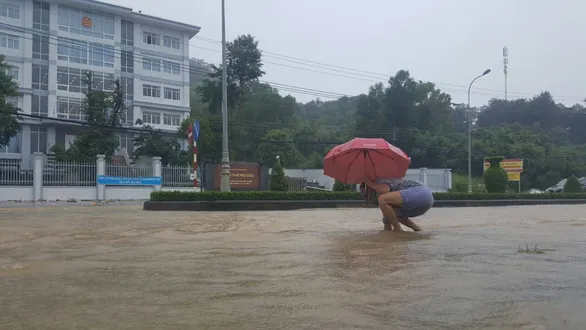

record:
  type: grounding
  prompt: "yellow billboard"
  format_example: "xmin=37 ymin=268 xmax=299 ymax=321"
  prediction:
xmin=483 ymin=159 xmax=523 ymax=173
xmin=507 ymin=172 xmax=520 ymax=182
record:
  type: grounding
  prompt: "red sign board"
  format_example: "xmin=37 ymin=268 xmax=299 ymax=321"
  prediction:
xmin=213 ymin=163 xmax=260 ymax=189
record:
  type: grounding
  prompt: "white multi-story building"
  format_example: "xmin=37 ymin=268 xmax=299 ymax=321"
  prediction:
xmin=0 ymin=0 xmax=200 ymax=167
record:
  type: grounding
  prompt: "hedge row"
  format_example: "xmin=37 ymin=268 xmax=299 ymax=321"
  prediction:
xmin=150 ymin=191 xmax=586 ymax=202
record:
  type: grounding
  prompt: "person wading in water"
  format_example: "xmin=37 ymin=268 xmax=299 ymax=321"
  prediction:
xmin=361 ymin=178 xmax=434 ymax=232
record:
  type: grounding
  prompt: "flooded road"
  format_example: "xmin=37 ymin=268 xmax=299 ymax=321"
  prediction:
xmin=1 ymin=204 xmax=586 ymax=329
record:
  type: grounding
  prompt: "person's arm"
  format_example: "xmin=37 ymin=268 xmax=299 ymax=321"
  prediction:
xmin=364 ymin=180 xmax=391 ymax=194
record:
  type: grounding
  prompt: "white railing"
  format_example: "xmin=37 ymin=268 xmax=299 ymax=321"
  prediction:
xmin=0 ymin=153 xmax=198 ymax=202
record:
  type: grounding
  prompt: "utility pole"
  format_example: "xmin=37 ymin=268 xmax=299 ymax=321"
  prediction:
xmin=219 ymin=0 xmax=231 ymax=191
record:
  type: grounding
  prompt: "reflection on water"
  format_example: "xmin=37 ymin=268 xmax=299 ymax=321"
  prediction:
xmin=1 ymin=205 xmax=586 ymax=329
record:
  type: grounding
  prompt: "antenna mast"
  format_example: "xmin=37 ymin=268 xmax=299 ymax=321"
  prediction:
xmin=503 ymin=46 xmax=508 ymax=100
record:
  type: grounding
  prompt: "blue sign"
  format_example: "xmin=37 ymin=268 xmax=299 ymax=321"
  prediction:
xmin=97 ymin=175 xmax=162 ymax=186
xmin=193 ymin=120 xmax=200 ymax=142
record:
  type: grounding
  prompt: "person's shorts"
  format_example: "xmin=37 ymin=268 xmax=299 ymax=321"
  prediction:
xmin=381 ymin=186 xmax=434 ymax=223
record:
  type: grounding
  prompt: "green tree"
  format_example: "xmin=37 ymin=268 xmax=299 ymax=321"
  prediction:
xmin=333 ymin=180 xmax=353 ymax=191
xmin=132 ymin=121 xmax=182 ymax=165
xmin=483 ymin=156 xmax=509 ymax=193
xmin=269 ymin=158 xmax=288 ymax=191
xmin=0 ymin=55 xmax=21 ymax=148
xmin=177 ymin=116 xmax=220 ymax=163
xmin=257 ymin=129 xmax=303 ymax=168
xmin=197 ymin=34 xmax=264 ymax=114
xmin=64 ymin=73 xmax=123 ymax=162
xmin=563 ymin=175 xmax=582 ymax=192
xmin=185 ymin=33 xmax=586 ymax=192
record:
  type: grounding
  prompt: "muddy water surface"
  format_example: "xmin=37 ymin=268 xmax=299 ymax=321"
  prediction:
xmin=1 ymin=204 xmax=586 ymax=329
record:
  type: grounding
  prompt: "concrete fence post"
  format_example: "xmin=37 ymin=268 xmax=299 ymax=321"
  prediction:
xmin=152 ymin=157 xmax=162 ymax=192
xmin=33 ymin=152 xmax=43 ymax=201
xmin=445 ymin=169 xmax=452 ymax=190
xmin=96 ymin=154 xmax=106 ymax=201
xmin=419 ymin=167 xmax=428 ymax=185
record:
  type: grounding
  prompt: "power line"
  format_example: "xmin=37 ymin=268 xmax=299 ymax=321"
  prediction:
xmin=193 ymin=36 xmax=586 ymax=101
xmin=3 ymin=23 xmax=583 ymax=101
xmin=0 ymin=25 xmax=350 ymax=100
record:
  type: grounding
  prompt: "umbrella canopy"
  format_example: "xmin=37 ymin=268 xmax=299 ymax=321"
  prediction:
xmin=323 ymin=138 xmax=411 ymax=184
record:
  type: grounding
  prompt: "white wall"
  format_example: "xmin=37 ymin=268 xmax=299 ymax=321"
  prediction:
xmin=272 ymin=168 xmax=453 ymax=192
xmin=0 ymin=187 xmax=34 ymax=201
xmin=0 ymin=186 xmax=197 ymax=202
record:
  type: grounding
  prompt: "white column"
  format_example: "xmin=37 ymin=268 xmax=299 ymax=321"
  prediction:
xmin=96 ymin=154 xmax=106 ymax=200
xmin=152 ymin=156 xmax=162 ymax=192
xmin=32 ymin=152 xmax=43 ymax=201
xmin=446 ymin=169 xmax=453 ymax=190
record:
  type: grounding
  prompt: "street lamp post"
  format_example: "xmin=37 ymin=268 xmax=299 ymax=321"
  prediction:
xmin=467 ymin=69 xmax=491 ymax=193
xmin=219 ymin=0 xmax=231 ymax=191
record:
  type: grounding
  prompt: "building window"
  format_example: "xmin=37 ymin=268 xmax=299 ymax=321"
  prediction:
xmin=163 ymin=36 xmax=180 ymax=49
xmin=163 ymin=113 xmax=181 ymax=126
xmin=142 ymin=57 xmax=161 ymax=71
xmin=57 ymin=37 xmax=88 ymax=64
xmin=57 ymin=67 xmax=83 ymax=93
xmin=121 ymin=19 xmax=134 ymax=46
xmin=163 ymin=87 xmax=181 ymax=101
xmin=0 ymin=3 xmax=20 ymax=19
xmin=30 ymin=127 xmax=48 ymax=153
xmin=57 ymin=38 xmax=114 ymax=68
xmin=119 ymin=133 xmax=134 ymax=156
xmin=1 ymin=134 xmax=20 ymax=153
xmin=92 ymin=71 xmax=116 ymax=91
xmin=32 ymin=65 xmax=49 ymax=90
xmin=33 ymin=1 xmax=50 ymax=30
xmin=89 ymin=43 xmax=115 ymax=68
xmin=6 ymin=96 xmax=19 ymax=108
xmin=32 ymin=34 xmax=50 ymax=60
xmin=121 ymin=78 xmax=134 ymax=125
xmin=121 ymin=50 xmax=134 ymax=73
xmin=57 ymin=67 xmax=115 ymax=93
xmin=31 ymin=94 xmax=48 ymax=117
xmin=163 ymin=61 xmax=181 ymax=75
xmin=142 ymin=84 xmax=160 ymax=98
xmin=143 ymin=31 xmax=160 ymax=45
xmin=0 ymin=33 xmax=19 ymax=50
xmin=57 ymin=96 xmax=84 ymax=120
xmin=121 ymin=77 xmax=134 ymax=102
xmin=121 ymin=107 xmax=134 ymax=125
xmin=5 ymin=65 xmax=18 ymax=80
xmin=142 ymin=111 xmax=161 ymax=124
xmin=57 ymin=5 xmax=114 ymax=40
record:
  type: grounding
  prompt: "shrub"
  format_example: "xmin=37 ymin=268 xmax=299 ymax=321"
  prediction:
xmin=333 ymin=180 xmax=353 ymax=191
xmin=151 ymin=191 xmax=362 ymax=201
xmin=150 ymin=191 xmax=586 ymax=202
xmin=483 ymin=156 xmax=508 ymax=193
xmin=269 ymin=160 xmax=288 ymax=191
xmin=564 ymin=175 xmax=582 ymax=193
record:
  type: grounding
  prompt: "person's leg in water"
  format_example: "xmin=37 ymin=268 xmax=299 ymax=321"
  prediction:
xmin=383 ymin=219 xmax=420 ymax=231
xmin=382 ymin=186 xmax=434 ymax=231
xmin=382 ymin=209 xmax=422 ymax=231
xmin=376 ymin=191 xmax=404 ymax=232
xmin=364 ymin=180 xmax=404 ymax=232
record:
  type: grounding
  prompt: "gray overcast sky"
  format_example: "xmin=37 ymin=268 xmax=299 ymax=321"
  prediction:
xmin=103 ymin=0 xmax=586 ymax=106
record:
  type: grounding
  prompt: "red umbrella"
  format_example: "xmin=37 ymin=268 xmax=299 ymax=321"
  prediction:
xmin=324 ymin=138 xmax=411 ymax=184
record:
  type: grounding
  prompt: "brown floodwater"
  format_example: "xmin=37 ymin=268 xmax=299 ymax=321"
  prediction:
xmin=1 ymin=204 xmax=586 ymax=329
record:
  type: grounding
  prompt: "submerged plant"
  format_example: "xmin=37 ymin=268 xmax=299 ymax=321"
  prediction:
xmin=517 ymin=243 xmax=545 ymax=254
